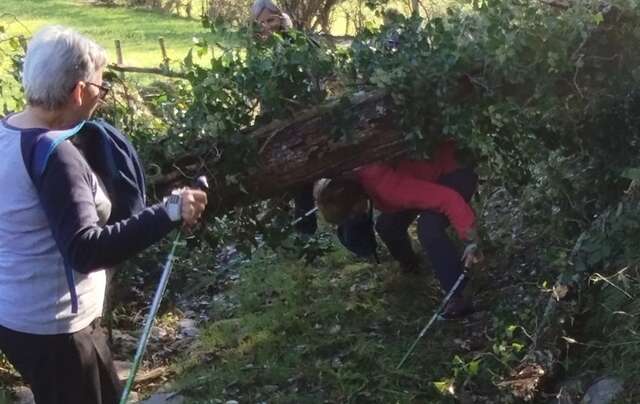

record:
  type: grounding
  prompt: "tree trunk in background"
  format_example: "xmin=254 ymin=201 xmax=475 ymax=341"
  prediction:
xmin=281 ymin=0 xmax=345 ymax=31
xmin=412 ymin=0 xmax=420 ymax=14
xmin=150 ymin=91 xmax=411 ymax=215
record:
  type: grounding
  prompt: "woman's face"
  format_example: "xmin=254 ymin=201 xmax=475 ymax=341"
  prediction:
xmin=79 ymin=68 xmax=108 ymax=119
xmin=256 ymin=8 xmax=283 ymax=37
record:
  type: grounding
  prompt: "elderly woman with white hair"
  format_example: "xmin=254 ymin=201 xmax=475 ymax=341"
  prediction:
xmin=0 ymin=26 xmax=207 ymax=403
xmin=249 ymin=0 xmax=323 ymax=234
xmin=251 ymin=0 xmax=294 ymax=38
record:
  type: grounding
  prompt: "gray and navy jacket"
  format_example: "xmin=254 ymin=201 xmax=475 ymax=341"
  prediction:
xmin=0 ymin=117 xmax=176 ymax=335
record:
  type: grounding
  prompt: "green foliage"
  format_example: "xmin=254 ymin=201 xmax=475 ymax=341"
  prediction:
xmin=0 ymin=24 xmax=24 ymax=114
xmin=348 ymin=0 xmax=640 ymax=182
xmin=7 ymin=1 xmax=640 ymax=256
xmin=181 ymin=30 xmax=341 ymax=138
xmin=103 ymin=0 xmax=640 ymax=261
xmin=572 ymin=192 xmax=640 ymax=274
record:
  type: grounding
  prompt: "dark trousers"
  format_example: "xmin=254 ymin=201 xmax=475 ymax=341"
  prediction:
xmin=375 ymin=168 xmax=478 ymax=294
xmin=0 ymin=321 xmax=122 ymax=404
xmin=294 ymin=182 xmax=318 ymax=235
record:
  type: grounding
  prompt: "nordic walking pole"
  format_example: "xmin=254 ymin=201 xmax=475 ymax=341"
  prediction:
xmin=291 ymin=206 xmax=318 ymax=227
xmin=396 ymin=271 xmax=467 ymax=370
xmin=119 ymin=176 xmax=209 ymax=404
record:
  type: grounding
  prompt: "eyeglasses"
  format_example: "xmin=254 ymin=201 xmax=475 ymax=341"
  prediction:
xmin=86 ymin=81 xmax=111 ymax=101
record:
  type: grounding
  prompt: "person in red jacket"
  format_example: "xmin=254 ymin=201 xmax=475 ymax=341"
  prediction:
xmin=315 ymin=141 xmax=482 ymax=318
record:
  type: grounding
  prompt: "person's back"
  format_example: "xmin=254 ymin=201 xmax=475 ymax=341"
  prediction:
xmin=0 ymin=120 xmax=107 ymax=335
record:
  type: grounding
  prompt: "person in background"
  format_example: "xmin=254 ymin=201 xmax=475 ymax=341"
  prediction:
xmin=0 ymin=26 xmax=207 ymax=404
xmin=315 ymin=141 xmax=483 ymax=318
xmin=251 ymin=0 xmax=294 ymax=39
xmin=250 ymin=0 xmax=318 ymax=235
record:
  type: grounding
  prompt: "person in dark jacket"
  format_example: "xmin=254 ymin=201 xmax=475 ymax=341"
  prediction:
xmin=315 ymin=141 xmax=483 ymax=318
xmin=0 ymin=26 xmax=208 ymax=404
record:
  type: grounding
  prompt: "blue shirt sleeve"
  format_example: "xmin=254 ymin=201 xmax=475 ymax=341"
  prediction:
xmin=35 ymin=140 xmax=177 ymax=273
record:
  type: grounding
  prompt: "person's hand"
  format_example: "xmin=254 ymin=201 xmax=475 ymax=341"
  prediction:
xmin=180 ymin=188 xmax=208 ymax=226
xmin=461 ymin=242 xmax=483 ymax=268
xmin=461 ymin=229 xmax=484 ymax=269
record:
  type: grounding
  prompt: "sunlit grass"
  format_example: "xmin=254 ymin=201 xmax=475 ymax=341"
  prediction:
xmin=1 ymin=0 xmax=225 ymax=67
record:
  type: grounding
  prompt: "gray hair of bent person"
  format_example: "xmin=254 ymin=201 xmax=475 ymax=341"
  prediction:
xmin=251 ymin=0 xmax=283 ymax=19
xmin=22 ymin=25 xmax=107 ymax=110
xmin=280 ymin=12 xmax=293 ymax=30
xmin=314 ymin=178 xmax=368 ymax=225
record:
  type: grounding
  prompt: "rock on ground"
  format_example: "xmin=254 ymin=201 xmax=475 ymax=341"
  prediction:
xmin=580 ymin=377 xmax=623 ymax=404
xmin=12 ymin=386 xmax=33 ymax=404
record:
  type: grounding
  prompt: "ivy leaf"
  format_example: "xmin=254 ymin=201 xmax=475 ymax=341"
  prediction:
xmin=593 ymin=12 xmax=604 ymax=25
xmin=432 ymin=378 xmax=455 ymax=395
xmin=468 ymin=360 xmax=480 ymax=376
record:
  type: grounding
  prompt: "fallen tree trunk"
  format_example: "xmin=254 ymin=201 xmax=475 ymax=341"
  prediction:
xmin=149 ymin=90 xmax=411 ymax=214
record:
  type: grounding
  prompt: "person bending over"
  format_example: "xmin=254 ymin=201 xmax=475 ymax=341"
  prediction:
xmin=315 ymin=141 xmax=482 ymax=318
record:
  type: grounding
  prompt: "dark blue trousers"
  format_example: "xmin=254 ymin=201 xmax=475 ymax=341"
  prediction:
xmin=375 ymin=168 xmax=478 ymax=294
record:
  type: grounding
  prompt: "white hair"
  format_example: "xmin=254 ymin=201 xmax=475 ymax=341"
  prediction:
xmin=280 ymin=12 xmax=293 ymax=30
xmin=251 ymin=0 xmax=282 ymax=19
xmin=22 ymin=25 xmax=107 ymax=110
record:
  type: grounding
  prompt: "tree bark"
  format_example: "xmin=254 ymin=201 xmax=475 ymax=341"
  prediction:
xmin=150 ymin=90 xmax=411 ymax=215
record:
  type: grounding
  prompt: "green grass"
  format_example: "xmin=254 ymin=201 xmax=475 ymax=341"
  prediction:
xmin=1 ymin=0 xmax=226 ymax=67
xmin=168 ymin=230 xmax=538 ymax=403
xmin=174 ymin=245 xmax=455 ymax=403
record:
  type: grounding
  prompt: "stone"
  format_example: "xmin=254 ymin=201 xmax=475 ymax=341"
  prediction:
xmin=12 ymin=386 xmax=34 ymax=404
xmin=114 ymin=360 xmax=133 ymax=382
xmin=150 ymin=326 xmax=167 ymax=339
xmin=178 ymin=319 xmax=199 ymax=338
xmin=141 ymin=392 xmax=185 ymax=404
xmin=580 ymin=377 xmax=623 ymax=404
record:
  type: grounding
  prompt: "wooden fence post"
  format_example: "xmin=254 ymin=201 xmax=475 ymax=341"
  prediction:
xmin=17 ymin=35 xmax=28 ymax=52
xmin=158 ymin=37 xmax=169 ymax=68
xmin=114 ymin=39 xmax=124 ymax=79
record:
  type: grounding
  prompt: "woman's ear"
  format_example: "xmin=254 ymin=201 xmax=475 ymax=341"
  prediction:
xmin=69 ymin=81 xmax=85 ymax=107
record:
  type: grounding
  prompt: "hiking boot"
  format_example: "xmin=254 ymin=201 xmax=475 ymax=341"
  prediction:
xmin=440 ymin=294 xmax=474 ymax=320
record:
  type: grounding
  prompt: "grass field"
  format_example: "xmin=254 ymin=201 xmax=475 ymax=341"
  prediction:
xmin=1 ymin=0 xmax=226 ymax=67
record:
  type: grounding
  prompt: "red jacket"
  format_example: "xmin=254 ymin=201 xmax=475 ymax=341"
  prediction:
xmin=354 ymin=141 xmax=475 ymax=240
